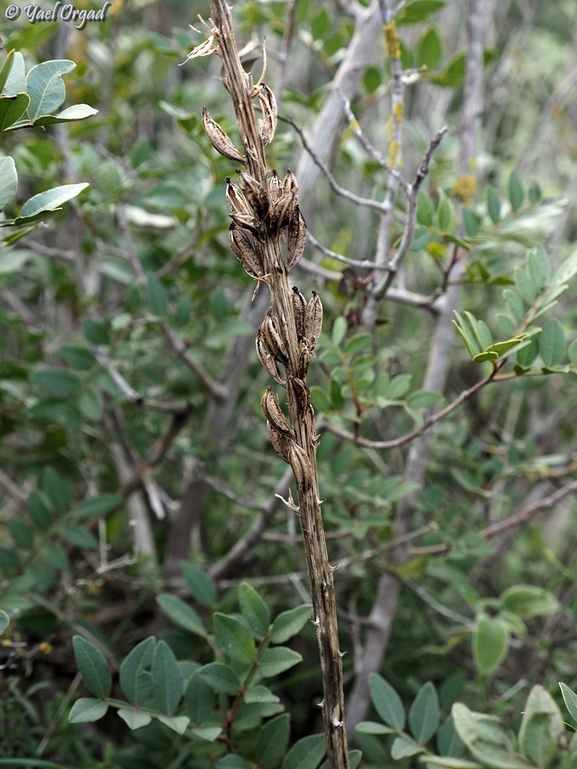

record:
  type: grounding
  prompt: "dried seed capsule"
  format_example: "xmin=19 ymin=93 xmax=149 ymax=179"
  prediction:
xmin=256 ymin=83 xmax=278 ymax=146
xmin=305 ymin=291 xmax=323 ymax=350
xmin=267 ymin=420 xmax=290 ymax=463
xmin=287 ymin=207 xmax=307 ymax=272
xmin=291 ymin=286 xmax=307 ymax=341
xmin=229 ymin=224 xmax=264 ymax=278
xmin=270 ymin=189 xmax=297 ymax=235
xmin=288 ymin=441 xmax=313 ymax=492
xmin=268 ymin=170 xmax=283 ymax=204
xmin=282 ymin=168 xmax=299 ymax=198
xmin=290 ymin=377 xmax=310 ymax=412
xmin=225 ymin=177 xmax=252 ymax=219
xmin=202 ymin=108 xmax=245 ymax=164
xmin=239 ymin=171 xmax=268 ymax=218
xmin=256 ymin=332 xmax=285 ymax=385
xmin=261 ymin=313 xmax=289 ymax=364
xmin=298 ymin=340 xmax=313 ymax=378
xmin=261 ymin=386 xmax=293 ymax=438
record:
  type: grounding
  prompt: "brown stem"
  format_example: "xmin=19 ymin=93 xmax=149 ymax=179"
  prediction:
xmin=199 ymin=4 xmax=349 ymax=765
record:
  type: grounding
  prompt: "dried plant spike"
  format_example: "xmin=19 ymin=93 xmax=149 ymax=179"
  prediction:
xmin=202 ymin=108 xmax=245 ymax=164
xmin=305 ymin=291 xmax=323 ymax=350
xmin=239 ymin=171 xmax=269 ymax=217
xmin=292 ymin=286 xmax=307 ymax=341
xmin=268 ymin=170 xmax=283 ymax=203
xmin=256 ymin=332 xmax=285 ymax=385
xmin=289 ymin=441 xmax=314 ymax=493
xmin=267 ymin=420 xmax=290 ymax=463
xmin=256 ymin=83 xmax=278 ymax=146
xmin=229 ymin=224 xmax=264 ymax=277
xmin=287 ymin=207 xmax=307 ymax=272
xmin=261 ymin=386 xmax=293 ymax=438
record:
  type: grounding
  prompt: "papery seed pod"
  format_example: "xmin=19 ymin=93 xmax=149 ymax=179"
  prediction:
xmin=261 ymin=386 xmax=293 ymax=438
xmin=270 ymin=190 xmax=297 ymax=234
xmin=287 ymin=207 xmax=307 ymax=272
xmin=202 ymin=108 xmax=245 ymax=164
xmin=290 ymin=377 xmax=310 ymax=412
xmin=225 ymin=177 xmax=252 ymax=219
xmin=256 ymin=83 xmax=278 ymax=146
xmin=267 ymin=421 xmax=290 ymax=463
xmin=298 ymin=340 xmax=313 ymax=378
xmin=305 ymin=291 xmax=323 ymax=350
xmin=229 ymin=213 xmax=261 ymax=237
xmin=282 ymin=168 xmax=299 ymax=198
xmin=238 ymin=171 xmax=268 ymax=218
xmin=261 ymin=313 xmax=289 ymax=364
xmin=268 ymin=170 xmax=283 ymax=204
xmin=291 ymin=286 xmax=307 ymax=341
xmin=229 ymin=224 xmax=264 ymax=278
xmin=256 ymin=332 xmax=285 ymax=386
xmin=289 ymin=441 xmax=313 ymax=492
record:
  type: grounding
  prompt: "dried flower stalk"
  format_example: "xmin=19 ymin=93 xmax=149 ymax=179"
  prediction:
xmin=189 ymin=3 xmax=349 ymax=767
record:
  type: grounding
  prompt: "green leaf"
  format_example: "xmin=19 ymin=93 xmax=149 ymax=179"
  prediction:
xmin=397 ymin=1 xmax=446 ymax=26
xmin=25 ymin=59 xmax=76 ymax=120
xmin=452 ymin=703 xmax=526 ymax=769
xmin=417 ymin=26 xmax=443 ymax=69
xmin=540 ymin=319 xmax=565 ymax=367
xmin=409 ymin=681 xmax=440 ymax=744
xmin=156 ymin=593 xmax=206 ymax=638
xmin=180 ymin=562 xmax=216 ymax=609
xmin=282 ymin=733 xmax=326 ymax=769
xmin=528 ymin=247 xmax=551 ymax=289
xmin=0 ymin=93 xmax=30 ymax=132
xmin=256 ymin=713 xmax=291 ymax=769
xmin=508 ymin=171 xmax=524 ymax=212
xmin=18 ymin=183 xmax=89 ymax=220
xmin=147 ymin=274 xmax=167 ymax=316
xmin=42 ymin=468 xmax=70 ymax=515
xmin=239 ymin=582 xmax=271 ymax=638
xmin=437 ymin=715 xmax=465 ymax=757
xmin=244 ymin=685 xmax=280 ymax=704
xmin=515 ymin=267 xmax=538 ymax=305
xmin=120 ymin=637 xmax=155 ymax=705
xmin=259 ymin=647 xmax=303 ymax=677
xmin=72 ymin=494 xmax=122 ymax=520
xmin=369 ymin=673 xmax=406 ymax=730
xmin=560 ymin=683 xmax=577 ymax=724
xmin=516 ymin=334 xmax=539 ymax=367
xmin=78 ymin=389 xmax=103 ymax=422
xmin=213 ymin=612 xmax=257 ymax=664
xmin=332 ymin=316 xmax=347 ymax=346
xmin=33 ymin=103 xmax=98 ymax=125
xmin=59 ymin=526 xmax=98 ymax=551
xmin=83 ymin=318 xmax=109 ymax=345
xmin=117 ymin=708 xmax=152 ymax=730
xmin=3 ymin=52 xmax=26 ymax=96
xmin=152 ymin=640 xmax=183 ymax=715
xmin=387 ymin=374 xmax=412 ymax=400
xmin=487 ymin=187 xmax=501 ymax=223
xmin=463 ymin=311 xmax=493 ymax=350
xmin=437 ymin=189 xmax=456 ymax=233
xmin=344 ymin=333 xmax=373 ymax=356
xmin=453 ymin=311 xmax=480 ymax=357
xmin=355 ymin=721 xmax=395 ymax=735
xmin=28 ymin=491 xmax=52 ymax=532
xmin=9 ymin=519 xmax=34 ymax=550
xmin=426 ymin=759 xmax=481 ymax=769
xmin=362 ymin=66 xmax=381 ymax=95
xmin=391 ymin=736 xmax=423 ymax=759
xmin=0 ymin=156 xmax=18 ymax=213
xmin=500 ymin=585 xmax=560 ymax=619
xmin=462 ymin=207 xmax=478 ymax=237
xmin=33 ymin=369 xmax=80 ymax=397
xmin=504 ymin=289 xmax=525 ymax=322
xmin=552 ymin=246 xmax=577 ymax=285
xmin=472 ymin=614 xmax=509 ymax=676
xmin=58 ymin=345 xmax=97 ymax=371
xmin=217 ymin=756 xmax=254 ymax=769
xmin=0 ymin=50 xmax=16 ymax=94
xmin=270 ymin=604 xmax=312 ymax=644
xmin=0 ymin=610 xmax=10 ymax=634
xmin=185 ymin=669 xmax=214 ymax=724
xmin=157 ymin=715 xmax=190 ymax=734
xmin=69 ymin=697 xmax=109 ymax=723
xmin=0 ymin=249 xmax=34 ymax=275
xmin=72 ymin=636 xmax=112 ymax=698
xmin=198 ymin=662 xmax=241 ymax=695
xmin=518 ymin=685 xmax=564 ymax=769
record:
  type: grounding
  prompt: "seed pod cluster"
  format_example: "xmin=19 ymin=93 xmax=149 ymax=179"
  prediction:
xmin=225 ymin=177 xmax=260 ymax=235
xmin=260 ymin=312 xmax=289 ymax=364
xmin=288 ymin=441 xmax=314 ymax=493
xmin=202 ymin=108 xmax=245 ymax=164
xmin=256 ymin=331 xmax=285 ymax=386
xmin=239 ymin=171 xmax=268 ymax=218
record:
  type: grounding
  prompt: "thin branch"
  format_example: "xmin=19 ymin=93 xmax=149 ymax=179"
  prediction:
xmin=307 ymin=231 xmax=393 ymax=271
xmin=0 ymin=468 xmax=28 ymax=503
xmin=281 ymin=114 xmax=392 ymax=214
xmin=323 ymin=367 xmax=499 ymax=451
